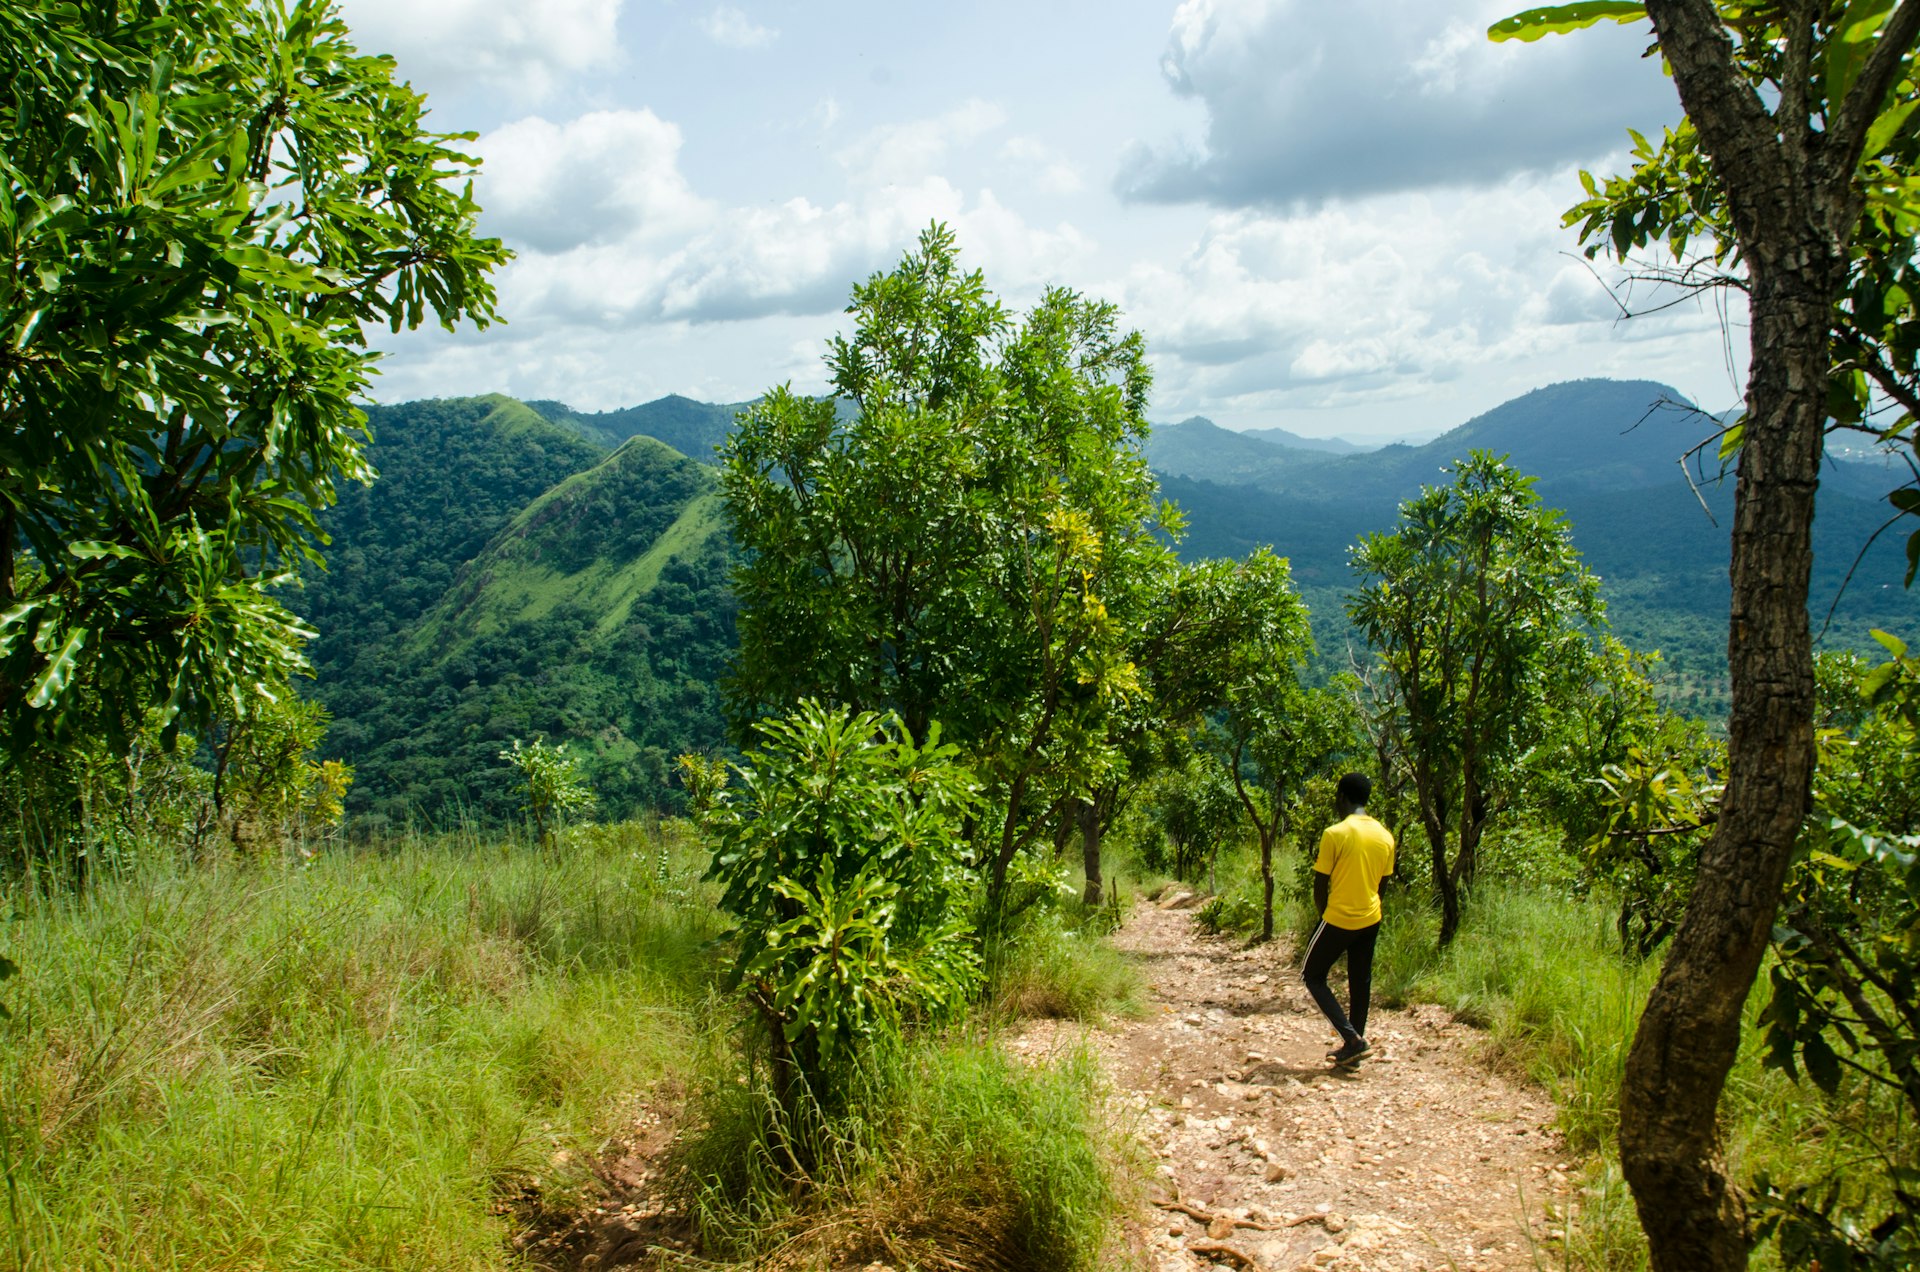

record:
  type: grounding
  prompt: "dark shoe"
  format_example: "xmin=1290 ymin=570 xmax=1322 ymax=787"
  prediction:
xmin=1329 ymin=1037 xmax=1371 ymax=1067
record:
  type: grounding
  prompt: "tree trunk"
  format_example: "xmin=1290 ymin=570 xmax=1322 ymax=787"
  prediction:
xmin=1618 ymin=268 xmax=1828 ymax=1268
xmin=1078 ymin=797 xmax=1103 ymax=906
xmin=1613 ymin=2 xmax=1920 ymax=1263
xmin=1259 ymin=825 xmax=1278 ymax=942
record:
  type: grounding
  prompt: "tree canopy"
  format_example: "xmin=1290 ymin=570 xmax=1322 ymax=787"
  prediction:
xmin=0 ymin=0 xmax=508 ymax=760
xmin=721 ymin=223 xmax=1174 ymax=898
xmin=1348 ymin=450 xmax=1603 ymax=945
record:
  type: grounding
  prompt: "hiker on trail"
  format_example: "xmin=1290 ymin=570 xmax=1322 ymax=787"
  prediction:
xmin=1303 ymin=772 xmax=1396 ymax=1067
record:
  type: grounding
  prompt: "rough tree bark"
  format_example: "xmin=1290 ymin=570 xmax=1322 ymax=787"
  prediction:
xmin=1078 ymin=797 xmax=1103 ymax=906
xmin=1619 ymin=4 xmax=1920 ymax=1268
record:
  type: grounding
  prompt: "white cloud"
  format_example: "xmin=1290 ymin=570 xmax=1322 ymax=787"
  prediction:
xmin=499 ymin=174 xmax=1091 ymax=328
xmin=1120 ymin=0 xmax=1676 ymax=206
xmin=840 ymin=100 xmax=1008 ymax=188
xmin=474 ymin=111 xmax=712 ymax=253
xmin=1116 ymin=167 xmax=1733 ymax=418
xmin=700 ymin=6 xmax=778 ymax=48
xmin=1001 ymin=137 xmax=1085 ymax=195
xmin=335 ymin=0 xmax=623 ymax=103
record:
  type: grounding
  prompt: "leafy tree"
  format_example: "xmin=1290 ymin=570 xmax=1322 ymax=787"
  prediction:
xmin=692 ymin=701 xmax=981 ymax=1128
xmin=1143 ymin=750 xmax=1243 ymax=886
xmin=1222 ymin=674 xmax=1353 ymax=943
xmin=499 ymin=739 xmax=594 ymax=848
xmin=1348 ymin=451 xmax=1603 ymax=945
xmin=0 ymin=0 xmax=506 ymax=763
xmin=1076 ymin=548 xmax=1315 ymax=906
xmin=721 ymin=225 xmax=1167 ymax=901
xmin=205 ymin=696 xmax=353 ymax=857
xmin=1754 ymin=630 xmax=1920 ymax=1264
xmin=1493 ymin=5 xmax=1920 ymax=1262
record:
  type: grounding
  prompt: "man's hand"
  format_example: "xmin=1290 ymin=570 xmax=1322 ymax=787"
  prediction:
xmin=1313 ymin=869 xmax=1330 ymax=918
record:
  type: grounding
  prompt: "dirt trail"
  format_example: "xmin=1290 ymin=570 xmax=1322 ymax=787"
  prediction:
xmin=1011 ymin=895 xmax=1577 ymax=1272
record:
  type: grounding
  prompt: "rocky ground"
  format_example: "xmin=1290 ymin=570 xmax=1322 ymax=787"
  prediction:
xmin=1007 ymin=892 xmax=1578 ymax=1272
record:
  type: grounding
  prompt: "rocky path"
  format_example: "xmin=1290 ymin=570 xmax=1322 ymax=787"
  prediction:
xmin=1010 ymin=895 xmax=1578 ymax=1272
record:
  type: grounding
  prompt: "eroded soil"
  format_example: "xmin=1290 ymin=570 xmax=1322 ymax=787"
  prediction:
xmin=1008 ymin=894 xmax=1578 ymax=1272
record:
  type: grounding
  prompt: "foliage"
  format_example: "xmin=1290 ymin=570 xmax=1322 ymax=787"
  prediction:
xmin=1589 ymin=741 xmax=1723 ymax=955
xmin=499 ymin=738 xmax=594 ymax=847
xmin=1348 ymin=451 xmax=1604 ymax=944
xmin=0 ymin=0 xmax=507 ymax=761
xmin=721 ymin=224 xmax=1171 ymax=900
xmin=1221 ymin=675 xmax=1355 ymax=941
xmin=695 ymin=701 xmax=982 ymax=1120
xmin=303 ymin=397 xmax=736 ymax=827
xmin=1756 ymin=630 xmax=1920 ymax=1264
xmin=1142 ymin=748 xmax=1242 ymax=884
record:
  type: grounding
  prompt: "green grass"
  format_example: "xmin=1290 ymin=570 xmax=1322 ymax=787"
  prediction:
xmin=0 ymin=824 xmax=724 ymax=1271
xmin=983 ymin=896 xmax=1146 ymax=1024
xmin=670 ymin=1031 xmax=1131 ymax=1271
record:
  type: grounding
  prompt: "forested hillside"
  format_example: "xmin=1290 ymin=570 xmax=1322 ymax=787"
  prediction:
xmin=1155 ymin=379 xmax=1919 ymax=712
xmin=300 ymin=396 xmax=734 ymax=828
xmin=296 ymin=377 xmax=1917 ymax=822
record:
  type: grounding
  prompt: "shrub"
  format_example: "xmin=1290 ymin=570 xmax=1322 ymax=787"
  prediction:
xmin=694 ymin=701 xmax=982 ymax=1121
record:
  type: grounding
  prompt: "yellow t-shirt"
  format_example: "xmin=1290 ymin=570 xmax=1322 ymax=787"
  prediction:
xmin=1314 ymin=813 xmax=1396 ymax=930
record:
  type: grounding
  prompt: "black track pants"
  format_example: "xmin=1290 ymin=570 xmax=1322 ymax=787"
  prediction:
xmin=1301 ymin=919 xmax=1380 ymax=1042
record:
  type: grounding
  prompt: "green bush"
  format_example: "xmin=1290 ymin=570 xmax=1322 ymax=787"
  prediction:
xmin=695 ymin=702 xmax=982 ymax=1120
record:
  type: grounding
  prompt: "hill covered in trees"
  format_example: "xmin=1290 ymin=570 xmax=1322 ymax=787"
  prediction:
xmin=300 ymin=378 xmax=1917 ymax=822
xmin=300 ymin=396 xmax=734 ymax=828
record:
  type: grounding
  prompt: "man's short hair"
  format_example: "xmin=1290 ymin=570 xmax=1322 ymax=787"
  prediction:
xmin=1336 ymin=772 xmax=1373 ymax=805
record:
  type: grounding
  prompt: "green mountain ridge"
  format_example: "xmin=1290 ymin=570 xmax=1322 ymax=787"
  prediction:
xmin=304 ymin=397 xmax=734 ymax=827
xmin=301 ymin=378 xmax=1917 ymax=823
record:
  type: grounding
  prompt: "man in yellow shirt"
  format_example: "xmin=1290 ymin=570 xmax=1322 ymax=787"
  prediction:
xmin=1304 ymin=773 xmax=1396 ymax=1067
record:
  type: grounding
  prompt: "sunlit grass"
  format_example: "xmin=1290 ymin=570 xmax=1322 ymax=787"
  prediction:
xmin=0 ymin=825 xmax=723 ymax=1271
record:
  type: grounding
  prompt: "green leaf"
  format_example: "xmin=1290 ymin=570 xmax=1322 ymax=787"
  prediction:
xmin=1487 ymin=3 xmax=1647 ymax=43
xmin=1827 ymin=0 xmax=1896 ymax=107
xmin=26 ymin=627 xmax=88 ymax=708
xmin=1801 ymin=1030 xmax=1843 ymax=1094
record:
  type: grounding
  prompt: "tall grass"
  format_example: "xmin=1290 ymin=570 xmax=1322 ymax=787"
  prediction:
xmin=0 ymin=822 xmax=722 ymax=1271
xmin=671 ymin=1031 xmax=1129 ymax=1271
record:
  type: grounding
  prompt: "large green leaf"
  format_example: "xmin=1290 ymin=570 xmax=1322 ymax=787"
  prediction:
xmin=1488 ymin=3 xmax=1647 ymax=43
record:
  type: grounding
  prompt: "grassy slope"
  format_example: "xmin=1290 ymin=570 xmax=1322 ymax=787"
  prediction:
xmin=408 ymin=438 xmax=724 ymax=656
xmin=0 ymin=832 xmax=1140 ymax=1272
xmin=0 ymin=825 xmax=724 ymax=1271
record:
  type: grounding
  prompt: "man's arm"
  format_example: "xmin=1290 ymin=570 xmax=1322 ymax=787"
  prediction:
xmin=1313 ymin=870 xmax=1330 ymax=917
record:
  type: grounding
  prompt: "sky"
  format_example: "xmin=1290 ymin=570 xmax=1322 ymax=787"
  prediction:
xmin=334 ymin=0 xmax=1751 ymax=443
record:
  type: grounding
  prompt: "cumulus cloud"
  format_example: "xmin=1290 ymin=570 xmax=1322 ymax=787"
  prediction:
xmin=1118 ymin=0 xmax=1677 ymax=206
xmin=501 ymin=176 xmax=1090 ymax=327
xmin=453 ymin=98 xmax=1089 ymax=338
xmin=1001 ymin=137 xmax=1086 ymax=195
xmin=700 ymin=6 xmax=778 ymax=48
xmin=474 ymin=111 xmax=711 ymax=253
xmin=335 ymin=0 xmax=622 ymax=102
xmin=1115 ymin=169 xmax=1728 ymax=416
xmin=840 ymin=100 xmax=1007 ymax=188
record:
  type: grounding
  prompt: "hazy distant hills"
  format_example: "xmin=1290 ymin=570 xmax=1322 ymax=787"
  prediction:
xmin=1154 ymin=378 xmax=1918 ymax=713
xmin=300 ymin=378 xmax=1917 ymax=823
